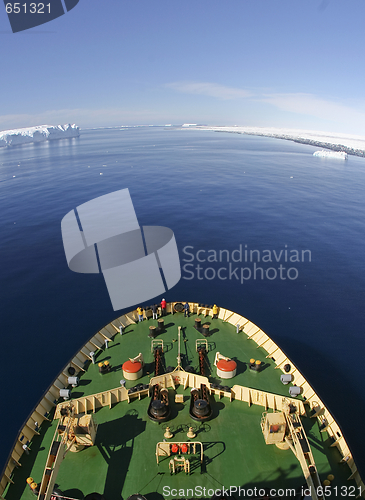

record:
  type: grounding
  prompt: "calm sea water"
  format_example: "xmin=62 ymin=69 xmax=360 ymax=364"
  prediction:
xmin=1 ymin=128 xmax=364 ymax=474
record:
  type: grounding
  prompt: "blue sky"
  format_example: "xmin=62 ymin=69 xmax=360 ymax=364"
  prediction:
xmin=1 ymin=0 xmax=365 ymax=134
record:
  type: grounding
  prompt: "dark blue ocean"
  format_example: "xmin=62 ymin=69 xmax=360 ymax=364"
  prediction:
xmin=1 ymin=128 xmax=364 ymax=474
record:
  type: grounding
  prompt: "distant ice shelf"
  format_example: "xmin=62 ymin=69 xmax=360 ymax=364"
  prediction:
xmin=185 ymin=126 xmax=365 ymax=158
xmin=0 ymin=124 xmax=80 ymax=147
xmin=313 ymin=150 xmax=348 ymax=159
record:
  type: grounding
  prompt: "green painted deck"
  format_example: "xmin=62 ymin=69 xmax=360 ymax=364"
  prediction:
xmin=4 ymin=312 xmax=355 ymax=500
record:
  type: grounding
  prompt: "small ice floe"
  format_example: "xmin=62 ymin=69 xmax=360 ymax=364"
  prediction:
xmin=313 ymin=150 xmax=348 ymax=159
xmin=290 ymin=176 xmax=293 ymax=178
xmin=13 ymin=175 xmax=16 ymax=178
xmin=100 ymin=173 xmax=103 ymax=175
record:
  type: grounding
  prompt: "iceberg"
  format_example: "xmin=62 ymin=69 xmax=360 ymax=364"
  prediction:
xmin=0 ymin=124 xmax=80 ymax=148
xmin=313 ymin=150 xmax=348 ymax=159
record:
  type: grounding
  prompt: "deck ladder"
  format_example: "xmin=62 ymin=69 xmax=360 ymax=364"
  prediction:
xmin=285 ymin=412 xmax=324 ymax=500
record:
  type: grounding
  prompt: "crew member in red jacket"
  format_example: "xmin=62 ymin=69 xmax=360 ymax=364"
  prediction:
xmin=161 ymin=298 xmax=167 ymax=316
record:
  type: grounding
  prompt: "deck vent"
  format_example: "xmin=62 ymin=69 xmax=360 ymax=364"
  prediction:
xmin=289 ymin=386 xmax=301 ymax=397
xmin=281 ymin=374 xmax=293 ymax=385
xmin=68 ymin=376 xmax=79 ymax=387
xmin=59 ymin=389 xmax=70 ymax=400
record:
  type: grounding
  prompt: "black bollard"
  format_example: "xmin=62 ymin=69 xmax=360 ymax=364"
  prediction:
xmin=149 ymin=326 xmax=157 ymax=338
xmin=202 ymin=324 xmax=210 ymax=337
xmin=195 ymin=318 xmax=201 ymax=330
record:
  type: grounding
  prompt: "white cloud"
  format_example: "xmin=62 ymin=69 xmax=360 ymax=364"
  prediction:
xmin=166 ymin=81 xmax=365 ymax=133
xmin=261 ymin=92 xmax=365 ymax=124
xmin=166 ymin=81 xmax=252 ymax=100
